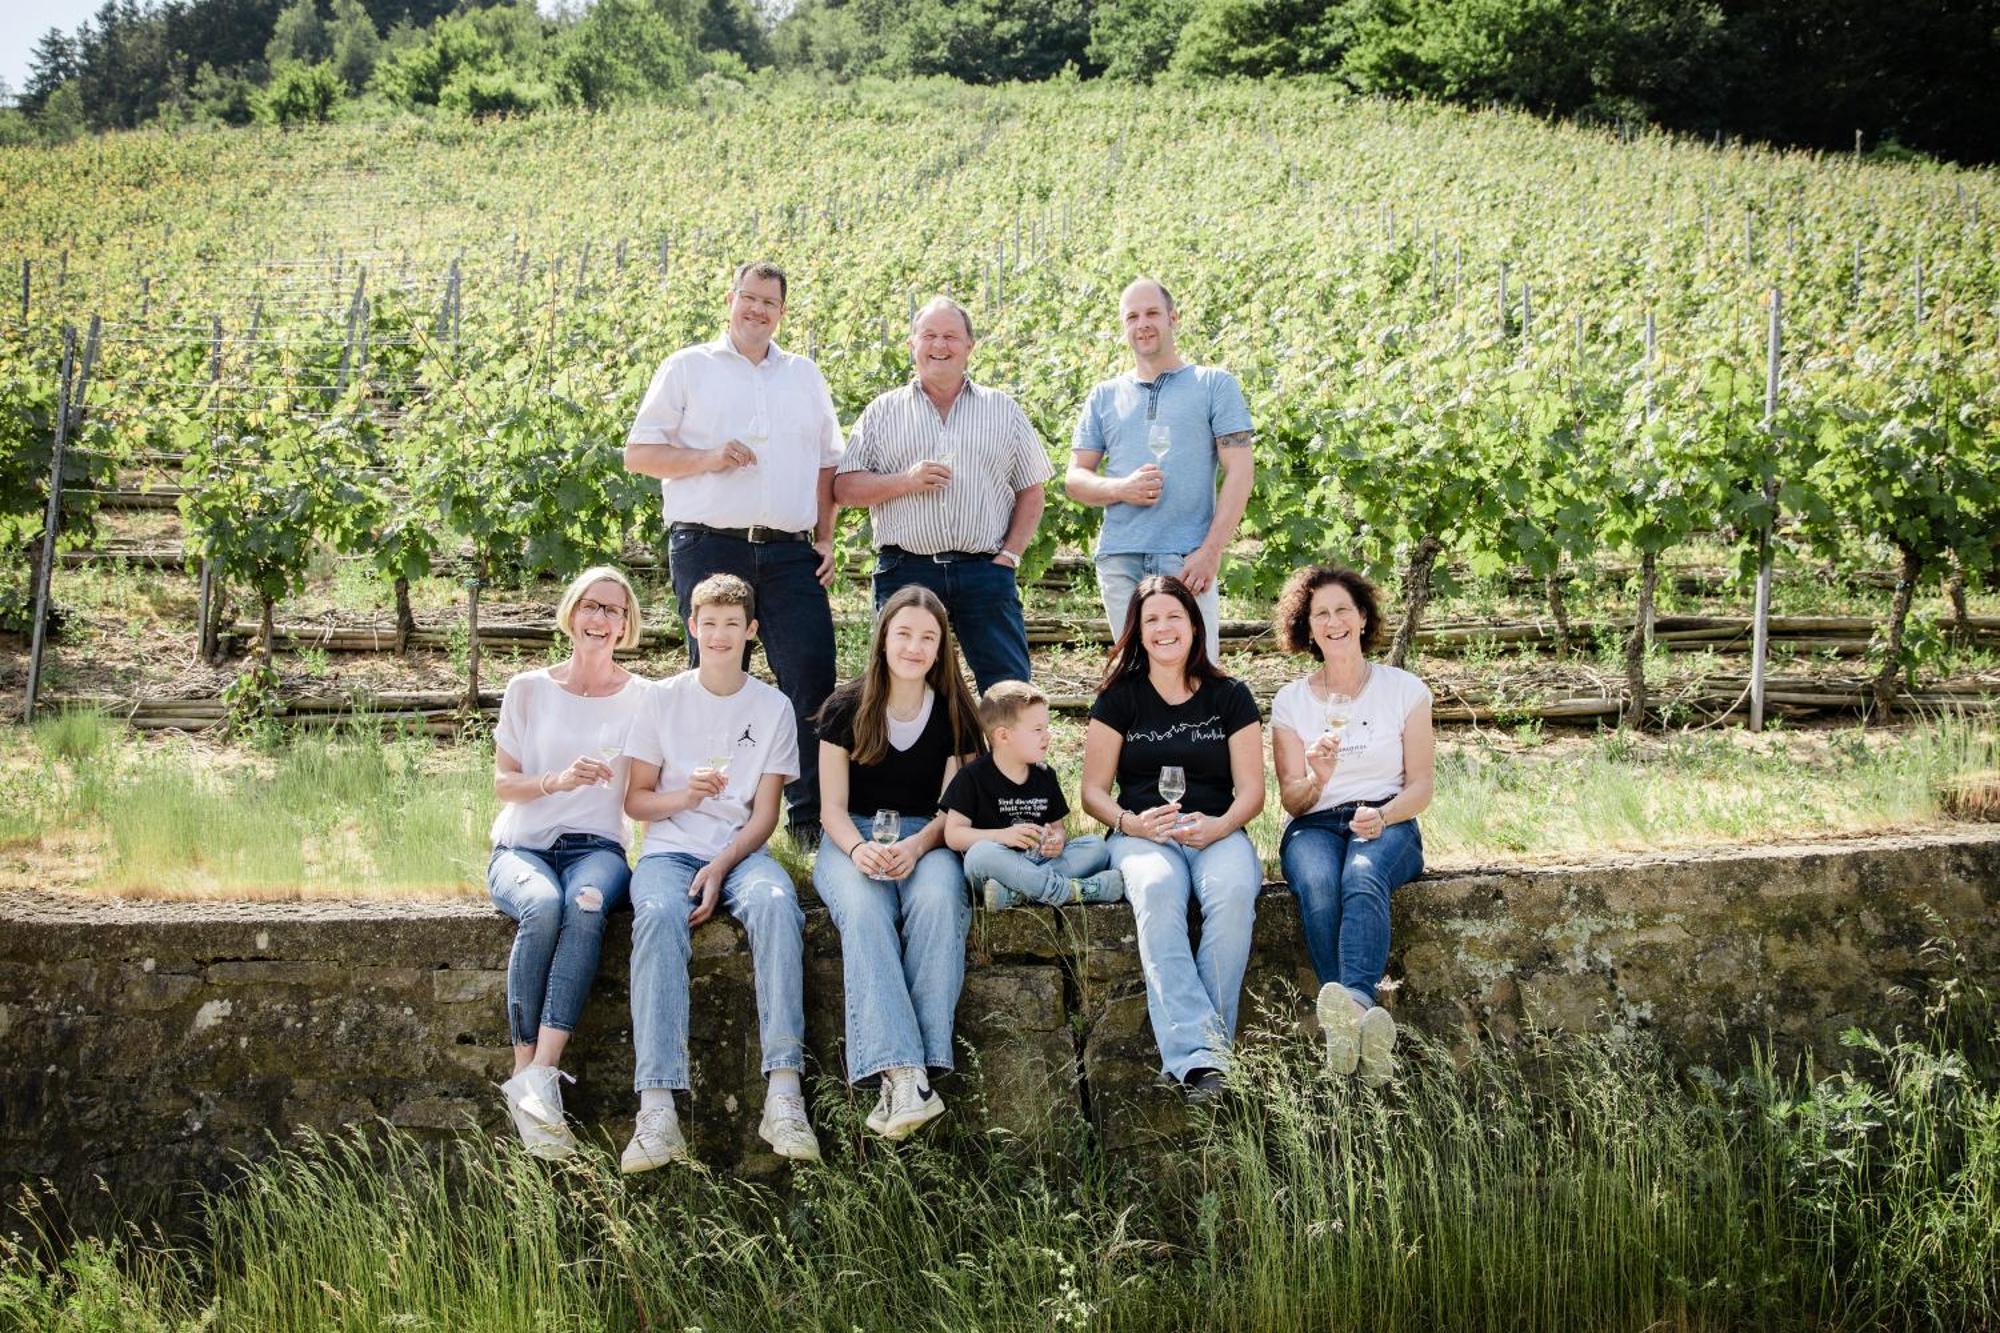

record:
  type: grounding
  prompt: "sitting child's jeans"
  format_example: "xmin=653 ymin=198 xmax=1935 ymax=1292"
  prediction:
xmin=964 ymin=835 xmax=1117 ymax=906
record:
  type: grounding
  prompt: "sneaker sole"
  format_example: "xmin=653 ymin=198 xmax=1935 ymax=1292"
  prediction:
xmin=619 ymin=1147 xmax=687 ymax=1174
xmin=880 ymin=1096 xmax=945 ymax=1140
xmin=1316 ymin=983 xmax=1362 ymax=1075
xmin=1357 ymin=1006 xmax=1397 ymax=1088
xmin=760 ymin=1127 xmax=824 ymax=1162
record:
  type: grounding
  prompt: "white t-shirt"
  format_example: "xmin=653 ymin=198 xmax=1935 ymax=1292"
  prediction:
xmin=491 ymin=668 xmax=650 ymax=850
xmin=1270 ymin=665 xmax=1432 ymax=816
xmin=627 ymin=669 xmax=801 ymax=860
xmin=626 ymin=334 xmax=842 ymax=532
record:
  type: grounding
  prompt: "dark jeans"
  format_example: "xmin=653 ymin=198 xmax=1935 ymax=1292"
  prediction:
xmin=872 ymin=548 xmax=1030 ymax=693
xmin=1278 ymin=803 xmax=1424 ymax=1007
xmin=668 ymin=526 xmax=835 ymax=832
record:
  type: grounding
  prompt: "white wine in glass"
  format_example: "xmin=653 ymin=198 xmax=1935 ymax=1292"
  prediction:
xmin=870 ymin=809 xmax=900 ymax=881
xmin=1323 ymin=691 xmax=1356 ymax=740
xmin=1147 ymin=424 xmax=1172 ymax=475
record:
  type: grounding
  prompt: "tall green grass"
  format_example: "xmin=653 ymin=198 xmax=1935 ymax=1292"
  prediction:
xmin=6 ymin=984 xmax=1995 ymax=1332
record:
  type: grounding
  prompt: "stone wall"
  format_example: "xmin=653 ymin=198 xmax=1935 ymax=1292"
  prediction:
xmin=4 ymin=829 xmax=1995 ymax=1216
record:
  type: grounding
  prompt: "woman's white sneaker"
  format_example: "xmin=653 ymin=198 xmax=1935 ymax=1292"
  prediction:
xmin=869 ymin=1068 xmax=944 ymax=1141
xmin=620 ymin=1105 xmax=688 ymax=1173
xmin=758 ymin=1092 xmax=823 ymax=1162
xmin=1316 ymin=982 xmax=1363 ymax=1075
xmin=501 ymin=1065 xmax=573 ymax=1129
xmin=1357 ymin=1006 xmax=1398 ymax=1088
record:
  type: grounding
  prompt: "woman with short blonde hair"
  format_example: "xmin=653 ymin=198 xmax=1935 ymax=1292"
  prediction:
xmin=487 ymin=565 xmax=648 ymax=1158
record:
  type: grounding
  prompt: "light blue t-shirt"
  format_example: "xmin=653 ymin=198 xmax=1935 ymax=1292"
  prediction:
xmin=1070 ymin=364 xmax=1253 ymax=558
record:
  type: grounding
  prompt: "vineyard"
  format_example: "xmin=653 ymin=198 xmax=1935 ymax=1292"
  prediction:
xmin=2 ymin=78 xmax=1996 ymax=730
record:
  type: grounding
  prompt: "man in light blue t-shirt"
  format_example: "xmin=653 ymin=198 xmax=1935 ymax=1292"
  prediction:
xmin=1065 ymin=277 xmax=1254 ymax=661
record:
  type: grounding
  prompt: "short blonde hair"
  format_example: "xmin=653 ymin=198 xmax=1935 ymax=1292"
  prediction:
xmin=977 ymin=679 xmax=1047 ymax=734
xmin=556 ymin=565 xmax=643 ymax=650
xmin=689 ymin=572 xmax=755 ymax=623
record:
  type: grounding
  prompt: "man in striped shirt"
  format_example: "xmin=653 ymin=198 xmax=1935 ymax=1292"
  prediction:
xmin=833 ymin=296 xmax=1051 ymax=690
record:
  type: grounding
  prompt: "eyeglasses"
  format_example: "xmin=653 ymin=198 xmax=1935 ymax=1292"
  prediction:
xmin=576 ymin=599 xmax=628 ymax=623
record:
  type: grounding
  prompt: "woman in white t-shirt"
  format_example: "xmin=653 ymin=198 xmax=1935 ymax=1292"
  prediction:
xmin=1269 ymin=565 xmax=1434 ymax=1089
xmin=487 ymin=565 xmax=649 ymax=1159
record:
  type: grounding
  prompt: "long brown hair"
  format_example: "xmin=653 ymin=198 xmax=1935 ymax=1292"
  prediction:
xmin=1100 ymin=575 xmax=1226 ymax=693
xmin=820 ymin=585 xmax=984 ymax=767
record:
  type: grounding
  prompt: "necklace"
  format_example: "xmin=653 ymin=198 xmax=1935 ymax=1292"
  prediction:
xmin=1317 ymin=659 xmax=1370 ymax=698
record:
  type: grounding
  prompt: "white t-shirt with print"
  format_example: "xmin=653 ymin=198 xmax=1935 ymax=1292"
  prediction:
xmin=491 ymin=668 xmax=650 ymax=850
xmin=1270 ymin=665 xmax=1432 ymax=816
xmin=628 ymin=670 xmax=801 ymax=861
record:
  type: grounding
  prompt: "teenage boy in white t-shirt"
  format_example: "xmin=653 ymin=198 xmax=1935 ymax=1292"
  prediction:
xmin=621 ymin=574 xmax=819 ymax=1170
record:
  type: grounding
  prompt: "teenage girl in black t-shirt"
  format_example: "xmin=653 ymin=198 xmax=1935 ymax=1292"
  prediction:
xmin=812 ymin=585 xmax=985 ymax=1140
xmin=1080 ymin=575 xmax=1266 ymax=1101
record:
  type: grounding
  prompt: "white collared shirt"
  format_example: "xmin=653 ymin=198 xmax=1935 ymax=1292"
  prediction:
xmin=627 ymin=333 xmax=842 ymax=531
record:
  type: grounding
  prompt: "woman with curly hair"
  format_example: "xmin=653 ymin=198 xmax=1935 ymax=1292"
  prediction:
xmin=1269 ymin=565 xmax=1433 ymax=1088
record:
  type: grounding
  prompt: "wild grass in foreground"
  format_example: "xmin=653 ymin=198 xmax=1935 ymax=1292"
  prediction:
xmin=2 ymin=711 xmax=1993 ymax=897
xmin=4 ymin=979 xmax=1995 ymax=1332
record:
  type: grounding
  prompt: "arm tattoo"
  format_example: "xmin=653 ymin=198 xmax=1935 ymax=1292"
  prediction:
xmin=1215 ymin=430 xmax=1253 ymax=450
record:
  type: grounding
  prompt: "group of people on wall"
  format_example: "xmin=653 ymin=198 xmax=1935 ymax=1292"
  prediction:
xmin=485 ymin=263 xmax=1435 ymax=1168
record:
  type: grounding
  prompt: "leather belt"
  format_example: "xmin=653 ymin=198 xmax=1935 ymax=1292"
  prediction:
xmin=881 ymin=545 xmax=994 ymax=563
xmin=674 ymin=522 xmax=812 ymax=545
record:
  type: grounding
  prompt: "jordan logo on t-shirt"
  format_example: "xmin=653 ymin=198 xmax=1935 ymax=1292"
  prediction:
xmin=736 ymin=723 xmax=757 ymax=747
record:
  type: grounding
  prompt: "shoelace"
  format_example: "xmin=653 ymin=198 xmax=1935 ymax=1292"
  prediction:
xmin=767 ymin=1093 xmax=809 ymax=1127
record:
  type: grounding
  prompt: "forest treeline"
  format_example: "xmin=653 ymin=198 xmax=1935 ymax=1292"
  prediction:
xmin=5 ymin=0 xmax=1995 ymax=164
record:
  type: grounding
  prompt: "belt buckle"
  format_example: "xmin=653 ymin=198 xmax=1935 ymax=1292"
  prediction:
xmin=746 ymin=525 xmax=792 ymax=544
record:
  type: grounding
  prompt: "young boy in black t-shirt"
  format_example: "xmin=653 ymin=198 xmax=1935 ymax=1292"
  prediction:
xmin=943 ymin=681 xmax=1125 ymax=910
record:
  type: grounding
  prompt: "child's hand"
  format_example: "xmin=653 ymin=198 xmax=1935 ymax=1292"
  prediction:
xmin=1039 ymin=824 xmax=1065 ymax=857
xmin=1000 ymin=822 xmax=1043 ymax=851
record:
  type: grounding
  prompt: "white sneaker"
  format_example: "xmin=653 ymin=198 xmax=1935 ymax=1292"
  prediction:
xmin=758 ymin=1091 xmax=822 ymax=1162
xmin=981 ymin=878 xmax=1018 ymax=911
xmin=868 ymin=1068 xmax=944 ymax=1141
xmin=620 ymin=1105 xmax=688 ymax=1174
xmin=864 ymin=1080 xmax=896 ymax=1137
xmin=1316 ymin=982 xmax=1363 ymax=1076
xmin=1357 ymin=1006 xmax=1398 ymax=1089
xmin=521 ymin=1118 xmax=578 ymax=1161
xmin=501 ymin=1065 xmax=573 ymax=1129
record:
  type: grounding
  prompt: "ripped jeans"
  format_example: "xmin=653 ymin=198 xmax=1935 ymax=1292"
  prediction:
xmin=487 ymin=835 xmax=632 ymax=1045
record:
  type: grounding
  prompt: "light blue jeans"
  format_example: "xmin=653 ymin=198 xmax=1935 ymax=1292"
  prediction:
xmin=963 ymin=835 xmax=1112 ymax=905
xmin=1095 ymin=551 xmax=1223 ymax=662
xmin=487 ymin=835 xmax=631 ymax=1046
xmin=811 ymin=815 xmax=969 ymax=1082
xmin=629 ymin=850 xmax=806 ymax=1092
xmin=1109 ymin=829 xmax=1262 ymax=1081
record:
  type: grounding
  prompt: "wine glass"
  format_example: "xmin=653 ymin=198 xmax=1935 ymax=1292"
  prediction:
xmin=1147 ymin=423 xmax=1172 ymax=476
xmin=595 ymin=725 xmax=626 ymax=785
xmin=870 ymin=809 xmax=901 ymax=881
xmin=1323 ymin=691 xmax=1355 ymax=741
xmin=1157 ymin=765 xmax=1187 ymax=830
xmin=741 ymin=407 xmax=770 ymax=460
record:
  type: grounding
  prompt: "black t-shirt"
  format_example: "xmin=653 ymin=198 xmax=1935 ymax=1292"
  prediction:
xmin=819 ymin=685 xmax=980 ymax=819
xmin=941 ymin=755 xmax=1070 ymax=829
xmin=1088 ymin=674 xmax=1261 ymax=818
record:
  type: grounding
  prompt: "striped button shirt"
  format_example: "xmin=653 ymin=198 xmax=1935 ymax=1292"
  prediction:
xmin=839 ymin=378 xmax=1053 ymax=556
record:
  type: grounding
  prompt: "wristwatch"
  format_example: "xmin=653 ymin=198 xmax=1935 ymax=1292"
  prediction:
xmin=995 ymin=549 xmax=1021 ymax=568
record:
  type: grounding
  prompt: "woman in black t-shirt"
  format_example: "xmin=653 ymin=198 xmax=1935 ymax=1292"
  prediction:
xmin=813 ymin=585 xmax=985 ymax=1140
xmin=1080 ymin=575 xmax=1266 ymax=1100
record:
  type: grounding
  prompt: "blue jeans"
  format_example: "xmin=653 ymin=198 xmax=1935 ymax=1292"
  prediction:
xmin=873 ymin=548 xmax=1030 ymax=692
xmin=629 ymin=850 xmax=806 ymax=1092
xmin=487 ymin=835 xmax=632 ymax=1046
xmin=811 ymin=815 xmax=969 ymax=1081
xmin=669 ymin=526 xmax=835 ymax=832
xmin=1279 ymin=806 xmax=1424 ymax=1008
xmin=1095 ymin=551 xmax=1222 ymax=662
xmin=1109 ymin=830 xmax=1262 ymax=1081
xmin=963 ymin=835 xmax=1111 ymax=905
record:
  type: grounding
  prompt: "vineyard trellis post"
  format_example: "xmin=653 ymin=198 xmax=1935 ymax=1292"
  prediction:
xmin=196 ymin=314 xmax=224 ymax=661
xmin=1749 ymin=288 xmax=1782 ymax=732
xmin=18 ymin=260 xmax=28 ymax=323
xmin=22 ymin=325 xmax=77 ymax=723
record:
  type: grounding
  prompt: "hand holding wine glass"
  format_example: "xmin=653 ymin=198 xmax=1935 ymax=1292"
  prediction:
xmin=863 ymin=808 xmax=903 ymax=881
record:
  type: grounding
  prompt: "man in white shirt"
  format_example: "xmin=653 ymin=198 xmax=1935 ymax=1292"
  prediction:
xmin=625 ymin=261 xmax=841 ymax=843
xmin=620 ymin=574 xmax=820 ymax=1170
xmin=832 ymin=296 xmax=1049 ymax=691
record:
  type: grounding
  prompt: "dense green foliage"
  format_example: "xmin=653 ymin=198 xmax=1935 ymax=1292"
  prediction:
xmin=6 ymin=0 xmax=1994 ymax=162
xmin=0 ymin=84 xmax=1993 ymax=705
xmin=3 ymin=988 xmax=1996 ymax=1330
